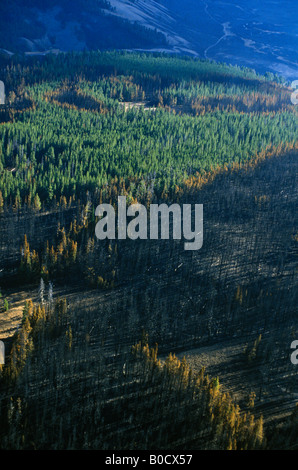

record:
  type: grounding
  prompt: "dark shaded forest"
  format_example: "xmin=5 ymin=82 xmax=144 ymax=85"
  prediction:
xmin=0 ymin=51 xmax=297 ymax=450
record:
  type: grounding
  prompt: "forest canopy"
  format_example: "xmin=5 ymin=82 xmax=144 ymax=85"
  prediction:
xmin=0 ymin=51 xmax=296 ymax=212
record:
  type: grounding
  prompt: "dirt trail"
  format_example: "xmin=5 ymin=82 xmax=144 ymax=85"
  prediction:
xmin=0 ymin=289 xmax=36 ymax=339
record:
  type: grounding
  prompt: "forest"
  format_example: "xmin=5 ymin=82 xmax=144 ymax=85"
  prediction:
xmin=0 ymin=51 xmax=297 ymax=450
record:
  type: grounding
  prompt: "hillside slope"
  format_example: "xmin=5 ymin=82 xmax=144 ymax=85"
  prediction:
xmin=0 ymin=0 xmax=297 ymax=78
xmin=0 ymin=52 xmax=297 ymax=450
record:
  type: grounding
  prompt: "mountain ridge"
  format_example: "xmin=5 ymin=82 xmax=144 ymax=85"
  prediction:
xmin=0 ymin=1 xmax=297 ymax=79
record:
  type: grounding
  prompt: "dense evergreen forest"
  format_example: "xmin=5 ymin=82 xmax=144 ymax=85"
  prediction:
xmin=0 ymin=51 xmax=297 ymax=450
